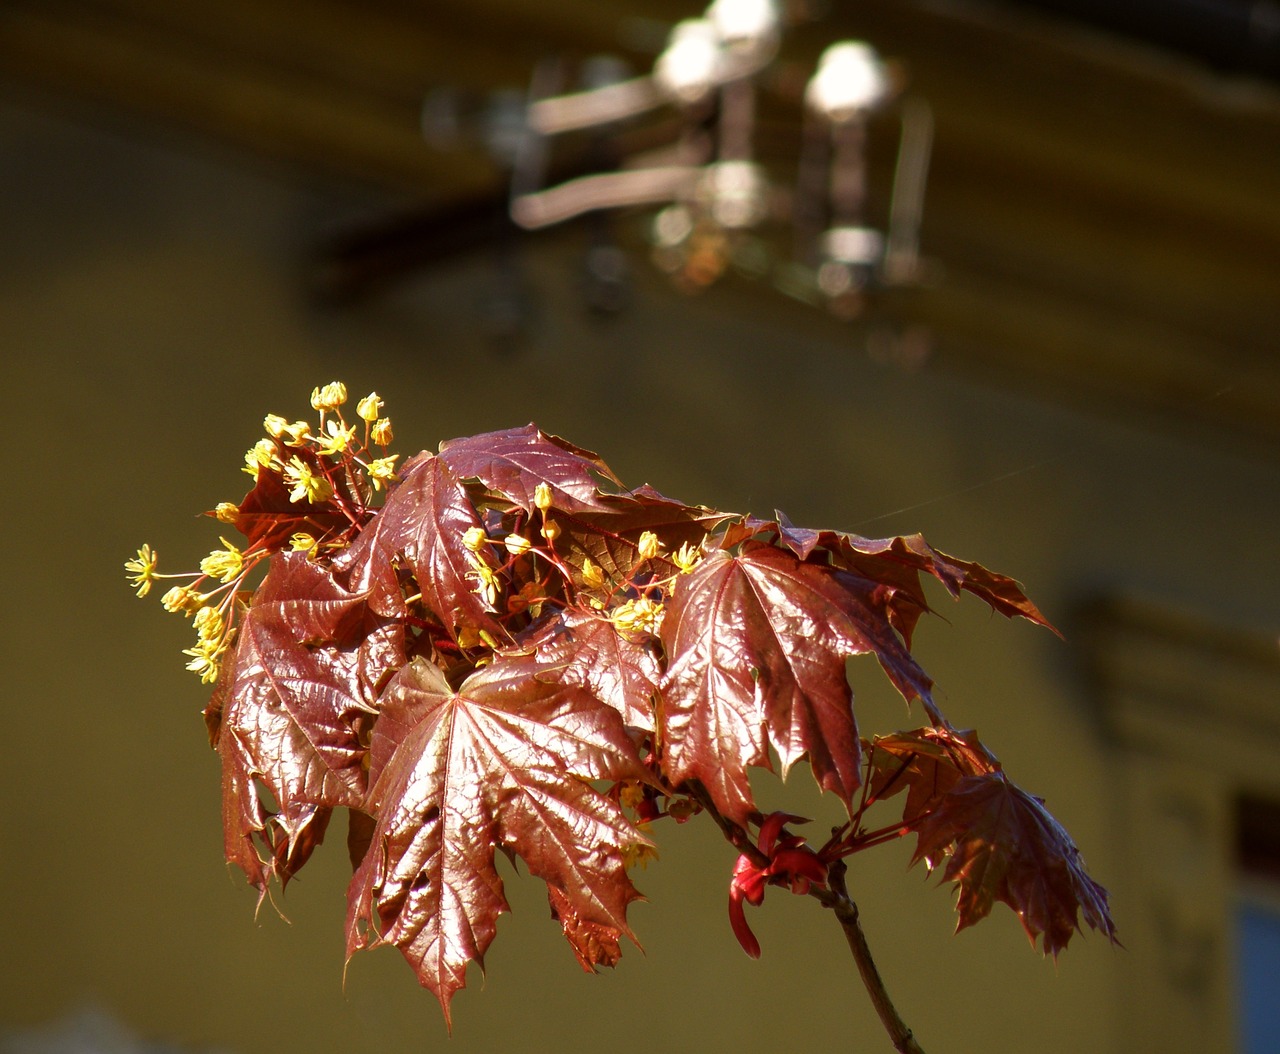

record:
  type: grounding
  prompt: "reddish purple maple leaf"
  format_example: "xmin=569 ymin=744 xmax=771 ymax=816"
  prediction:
xmin=741 ymin=515 xmax=1054 ymax=645
xmin=437 ymin=424 xmax=619 ymax=513
xmin=333 ymin=454 xmax=505 ymax=642
xmin=345 ymin=654 xmax=650 ymax=1024
xmin=659 ymin=542 xmax=934 ymax=826
xmin=533 ymin=608 xmax=660 ymax=732
xmin=911 ymin=772 xmax=1117 ymax=955
xmin=865 ymin=726 xmax=1002 ymax=826
xmin=209 ymin=552 xmax=405 ymax=895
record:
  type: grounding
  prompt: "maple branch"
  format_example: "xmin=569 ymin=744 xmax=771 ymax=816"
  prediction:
xmin=689 ymin=781 xmax=924 ymax=1053
xmin=812 ymin=861 xmax=926 ymax=1054
xmin=684 ymin=781 xmax=770 ymax=869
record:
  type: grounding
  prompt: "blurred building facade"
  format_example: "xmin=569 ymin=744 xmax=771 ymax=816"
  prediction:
xmin=1 ymin=2 xmax=1278 ymax=1052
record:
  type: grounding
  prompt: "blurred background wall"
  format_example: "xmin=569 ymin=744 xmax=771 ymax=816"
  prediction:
xmin=1 ymin=1 xmax=1278 ymax=1052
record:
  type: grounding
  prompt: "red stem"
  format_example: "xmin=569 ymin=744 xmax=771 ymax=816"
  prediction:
xmin=689 ymin=785 xmax=926 ymax=1054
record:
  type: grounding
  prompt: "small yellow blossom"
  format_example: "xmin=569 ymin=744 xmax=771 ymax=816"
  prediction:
xmin=637 ymin=531 xmax=662 ymax=561
xmin=370 ymin=417 xmax=394 ymax=447
xmin=290 ymin=532 xmax=317 ymax=552
xmin=611 ymin=597 xmax=664 ymax=636
xmin=466 ymin=552 xmax=502 ymax=609
xmin=263 ymin=413 xmax=290 ymax=438
xmin=125 ymin=544 xmax=159 ymax=597
xmin=214 ymin=502 xmax=240 ymax=524
xmin=622 ymin=838 xmax=660 ymax=871
xmin=541 ymin=517 xmax=561 ymax=544
xmin=356 ymin=392 xmax=383 ymax=422
xmin=581 ymin=558 xmax=606 ymax=592
xmin=310 ymin=381 xmax=347 ymax=412
xmin=242 ymin=438 xmax=278 ymax=477
xmin=462 ymin=526 xmax=488 ymax=552
xmin=618 ymin=782 xmax=647 ymax=811
xmin=365 ymin=455 xmax=399 ymax=491
xmin=160 ymin=585 xmax=204 ymax=615
xmin=284 ymin=457 xmax=334 ymax=504
xmin=504 ymin=533 xmax=532 ymax=556
xmin=278 ymin=420 xmax=311 ymax=446
xmin=183 ymin=637 xmax=227 ymax=684
xmin=199 ymin=538 xmax=244 ymax=583
xmin=534 ymin=482 xmax=553 ymax=511
xmin=192 ymin=605 xmax=225 ymax=643
xmin=316 ymin=419 xmax=357 ymax=457
xmin=672 ymin=540 xmax=703 ymax=574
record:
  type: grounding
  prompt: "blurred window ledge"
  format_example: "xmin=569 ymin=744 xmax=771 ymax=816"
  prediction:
xmin=1080 ymin=596 xmax=1280 ymax=1054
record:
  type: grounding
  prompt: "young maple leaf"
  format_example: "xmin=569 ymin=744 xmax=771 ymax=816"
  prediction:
xmin=546 ymin=882 xmax=625 ymax=973
xmin=744 ymin=515 xmax=1054 ymax=646
xmin=533 ymin=608 xmax=660 ymax=732
xmin=437 ymin=424 xmax=620 ymax=513
xmin=208 ymin=552 xmax=405 ymax=895
xmin=345 ymin=654 xmax=651 ymax=1025
xmin=865 ymin=726 xmax=1002 ymax=823
xmin=912 ymin=772 xmax=1118 ymax=955
xmin=659 ymin=542 xmax=934 ymax=826
xmin=332 ymin=454 xmax=506 ymax=641
xmin=864 ymin=727 xmax=1116 ymax=952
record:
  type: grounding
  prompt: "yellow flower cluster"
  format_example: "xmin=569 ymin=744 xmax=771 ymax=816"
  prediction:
xmin=183 ymin=605 xmax=235 ymax=684
xmin=125 ymin=539 xmax=252 ymax=684
xmin=242 ymin=383 xmax=399 ymax=502
xmin=129 ymin=381 xmax=400 ymax=684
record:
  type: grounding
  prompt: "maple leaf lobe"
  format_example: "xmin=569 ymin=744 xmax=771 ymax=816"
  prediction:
xmin=347 ymin=655 xmax=649 ymax=1018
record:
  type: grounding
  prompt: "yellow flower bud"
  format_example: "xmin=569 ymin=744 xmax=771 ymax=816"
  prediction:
xmin=263 ymin=414 xmax=290 ymax=438
xmin=356 ymin=392 xmax=383 ymax=422
xmin=214 ymin=502 xmax=240 ymax=523
xmin=290 ymin=532 xmax=317 ymax=552
xmin=242 ymin=439 xmax=278 ymax=476
xmin=581 ymin=558 xmax=606 ymax=591
xmin=611 ymin=597 xmax=664 ymax=636
xmin=637 ymin=531 xmax=662 ymax=561
xmin=462 ymin=526 xmax=488 ymax=552
xmin=161 ymin=586 xmax=204 ymax=615
xmin=280 ymin=420 xmax=311 ymax=446
xmin=193 ymin=605 xmax=225 ymax=643
xmin=541 ymin=517 xmax=561 ymax=544
xmin=534 ymin=482 xmax=553 ymax=511
xmin=504 ymin=533 xmax=532 ymax=556
xmin=310 ymin=381 xmax=348 ymax=412
xmin=366 ymin=455 xmax=399 ymax=491
xmin=371 ymin=417 xmax=394 ymax=447
xmin=466 ymin=554 xmax=501 ymax=608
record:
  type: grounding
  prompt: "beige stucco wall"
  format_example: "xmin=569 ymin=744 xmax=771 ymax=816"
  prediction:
xmin=2 ymin=94 xmax=1276 ymax=1053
